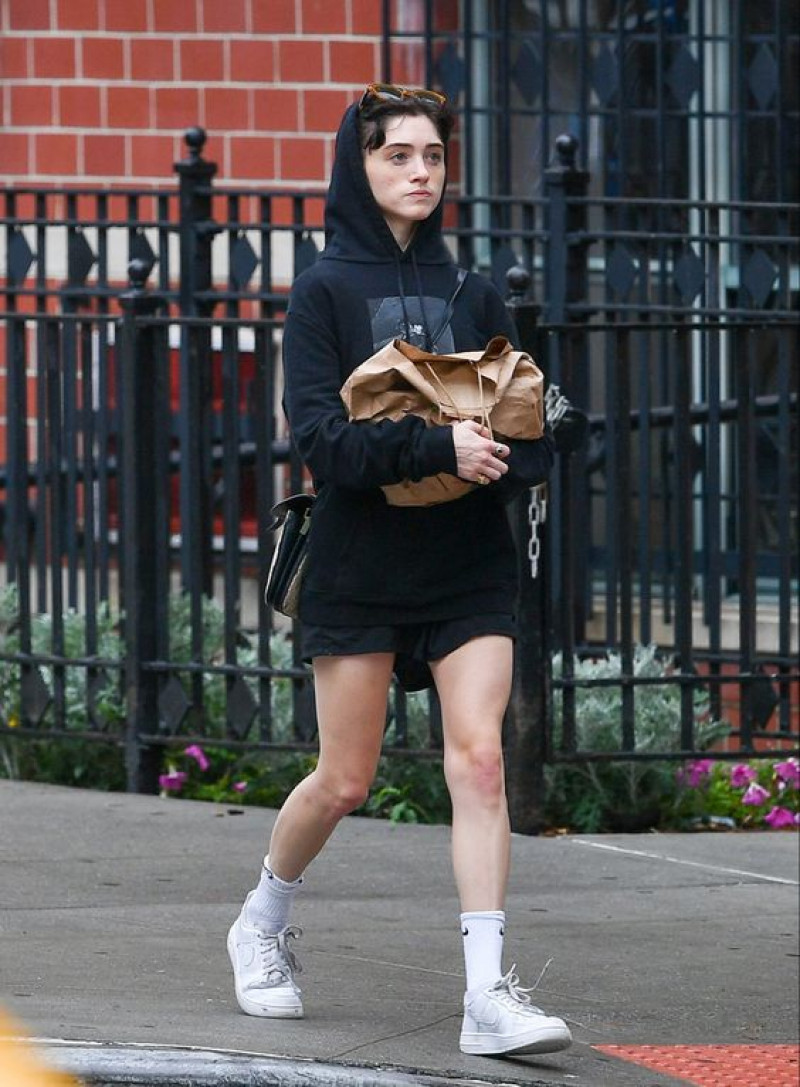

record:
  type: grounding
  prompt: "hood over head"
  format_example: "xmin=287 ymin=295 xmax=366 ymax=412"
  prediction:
xmin=322 ymin=102 xmax=453 ymax=266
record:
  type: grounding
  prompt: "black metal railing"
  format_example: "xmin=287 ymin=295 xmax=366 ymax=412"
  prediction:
xmin=539 ymin=319 xmax=798 ymax=754
xmin=386 ymin=1 xmax=800 ymax=213
xmin=1 ymin=128 xmax=798 ymax=826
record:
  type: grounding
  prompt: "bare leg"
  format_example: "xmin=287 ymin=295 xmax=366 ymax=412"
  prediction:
xmin=440 ymin=641 xmax=573 ymax=1057
xmin=266 ymin=653 xmax=394 ymax=882
xmin=431 ymin=636 xmax=513 ymax=911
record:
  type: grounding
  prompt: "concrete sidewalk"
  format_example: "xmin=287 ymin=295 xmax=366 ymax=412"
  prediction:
xmin=1 ymin=780 xmax=797 ymax=1086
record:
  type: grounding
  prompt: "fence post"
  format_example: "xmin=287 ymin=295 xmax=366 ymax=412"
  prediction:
xmin=119 ymin=259 xmax=165 ymax=793
xmin=174 ymin=127 xmax=219 ymax=597
xmin=175 ymin=126 xmax=218 ymax=318
xmin=544 ymin=134 xmax=589 ymax=327
xmin=543 ymin=135 xmax=592 ymax=654
xmin=504 ymin=266 xmax=549 ymax=835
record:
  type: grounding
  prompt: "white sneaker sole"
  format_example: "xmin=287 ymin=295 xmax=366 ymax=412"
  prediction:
xmin=227 ymin=927 xmax=304 ymax=1019
xmin=460 ymin=1023 xmax=572 ymax=1056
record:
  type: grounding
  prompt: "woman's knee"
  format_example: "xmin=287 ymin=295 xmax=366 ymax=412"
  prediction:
xmin=445 ymin=741 xmax=505 ymax=804
xmin=309 ymin=766 xmax=373 ymax=818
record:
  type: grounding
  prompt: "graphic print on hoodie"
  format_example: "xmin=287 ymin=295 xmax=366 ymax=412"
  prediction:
xmin=368 ymin=295 xmax=455 ymax=352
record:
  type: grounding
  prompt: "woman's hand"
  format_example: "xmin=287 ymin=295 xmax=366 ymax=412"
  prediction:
xmin=452 ymin=420 xmax=510 ymax=485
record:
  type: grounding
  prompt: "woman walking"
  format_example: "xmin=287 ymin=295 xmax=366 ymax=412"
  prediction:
xmin=228 ymin=84 xmax=571 ymax=1059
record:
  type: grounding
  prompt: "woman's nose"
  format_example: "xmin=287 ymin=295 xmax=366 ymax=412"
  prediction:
xmin=410 ymin=156 xmax=430 ymax=179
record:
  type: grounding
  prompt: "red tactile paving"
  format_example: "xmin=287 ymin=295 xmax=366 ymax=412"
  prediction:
xmin=595 ymin=1044 xmax=799 ymax=1086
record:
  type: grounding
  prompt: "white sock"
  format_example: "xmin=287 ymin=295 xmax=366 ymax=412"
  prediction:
xmin=244 ymin=855 xmax=304 ymax=934
xmin=460 ymin=910 xmax=505 ymax=992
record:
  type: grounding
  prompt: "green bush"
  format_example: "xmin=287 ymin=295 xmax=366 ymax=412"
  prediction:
xmin=545 ymin=645 xmax=730 ymax=832
xmin=0 ymin=584 xmax=125 ymax=734
xmin=0 ymin=583 xmax=127 ymax=788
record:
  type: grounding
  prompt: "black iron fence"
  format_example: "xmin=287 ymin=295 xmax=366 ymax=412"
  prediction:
xmin=1 ymin=130 xmax=798 ymax=824
xmin=388 ymin=3 xmax=800 ymax=211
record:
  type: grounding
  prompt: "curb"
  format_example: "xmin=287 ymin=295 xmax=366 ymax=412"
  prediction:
xmin=41 ymin=1041 xmax=567 ymax=1087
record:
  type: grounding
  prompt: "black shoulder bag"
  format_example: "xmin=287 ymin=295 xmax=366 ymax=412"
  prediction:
xmin=264 ymin=493 xmax=315 ymax=619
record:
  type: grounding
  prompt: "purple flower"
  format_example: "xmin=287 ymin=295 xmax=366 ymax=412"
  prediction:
xmin=730 ymin=763 xmax=758 ymax=788
xmin=184 ymin=744 xmax=210 ymax=772
xmin=774 ymin=759 xmax=800 ymax=787
xmin=685 ymin=759 xmax=715 ymax=787
xmin=159 ymin=769 xmax=188 ymax=792
xmin=741 ymin=782 xmax=770 ymax=806
xmin=763 ymin=806 xmax=798 ymax=829
xmin=232 ymin=781 xmax=248 ymax=793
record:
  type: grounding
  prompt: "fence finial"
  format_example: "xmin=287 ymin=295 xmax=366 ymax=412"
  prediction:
xmin=506 ymin=264 xmax=531 ymax=302
xmin=183 ymin=126 xmax=207 ymax=163
xmin=553 ymin=133 xmax=578 ymax=170
xmin=121 ymin=258 xmax=163 ymax=316
xmin=127 ymin=257 xmax=150 ymax=292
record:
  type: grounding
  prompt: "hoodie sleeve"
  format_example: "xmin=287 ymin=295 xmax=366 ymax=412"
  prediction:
xmin=476 ymin=285 xmax=556 ymax=502
xmin=282 ymin=283 xmax=457 ymax=489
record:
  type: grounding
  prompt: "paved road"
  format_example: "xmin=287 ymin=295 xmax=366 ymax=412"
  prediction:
xmin=1 ymin=781 xmax=797 ymax=1085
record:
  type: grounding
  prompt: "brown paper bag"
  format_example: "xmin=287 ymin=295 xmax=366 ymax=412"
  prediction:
xmin=341 ymin=335 xmax=544 ymax=506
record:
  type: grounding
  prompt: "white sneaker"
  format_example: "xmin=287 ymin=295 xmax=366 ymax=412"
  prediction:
xmin=459 ymin=967 xmax=572 ymax=1056
xmin=227 ymin=894 xmax=303 ymax=1018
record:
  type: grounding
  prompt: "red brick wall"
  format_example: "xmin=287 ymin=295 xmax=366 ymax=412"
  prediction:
xmin=0 ymin=0 xmax=384 ymax=187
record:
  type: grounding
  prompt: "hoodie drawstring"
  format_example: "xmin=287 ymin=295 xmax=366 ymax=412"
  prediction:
xmin=395 ymin=253 xmax=435 ymax=352
xmin=411 ymin=252 xmax=434 ymax=352
xmin=395 ymin=258 xmax=413 ymax=344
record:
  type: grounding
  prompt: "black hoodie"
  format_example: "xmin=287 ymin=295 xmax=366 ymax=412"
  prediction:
xmin=282 ymin=103 xmax=554 ymax=627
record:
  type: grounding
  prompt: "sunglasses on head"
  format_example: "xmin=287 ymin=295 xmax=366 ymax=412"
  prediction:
xmin=359 ymin=82 xmax=447 ymax=110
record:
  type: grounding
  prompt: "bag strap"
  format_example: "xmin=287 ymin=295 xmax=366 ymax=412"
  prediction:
xmin=268 ymin=492 xmax=315 ymax=531
xmin=421 ymin=357 xmax=493 ymax=438
xmin=429 ymin=268 xmax=468 ymax=350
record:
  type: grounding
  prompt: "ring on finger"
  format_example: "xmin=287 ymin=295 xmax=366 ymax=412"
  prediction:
xmin=476 ymin=474 xmax=489 ymax=485
xmin=495 ymin=443 xmax=504 ymax=456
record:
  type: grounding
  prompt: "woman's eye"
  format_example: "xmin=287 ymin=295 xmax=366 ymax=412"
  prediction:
xmin=391 ymin=153 xmax=408 ymax=164
xmin=425 ymin=152 xmax=443 ymax=166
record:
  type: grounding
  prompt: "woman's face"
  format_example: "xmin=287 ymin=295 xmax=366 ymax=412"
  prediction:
xmin=363 ymin=113 xmax=446 ymax=248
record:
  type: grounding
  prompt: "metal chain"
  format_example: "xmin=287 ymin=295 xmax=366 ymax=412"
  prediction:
xmin=544 ymin=383 xmax=570 ymax=428
xmin=527 ymin=482 xmax=548 ymax=579
xmin=525 ymin=385 xmax=570 ymax=578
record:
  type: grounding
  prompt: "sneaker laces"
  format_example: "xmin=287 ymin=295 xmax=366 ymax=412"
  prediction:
xmin=256 ymin=924 xmax=303 ymax=985
xmin=489 ymin=960 xmax=553 ymax=1016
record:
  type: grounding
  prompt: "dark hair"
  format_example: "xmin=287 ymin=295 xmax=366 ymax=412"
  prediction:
xmin=357 ymin=96 xmax=456 ymax=152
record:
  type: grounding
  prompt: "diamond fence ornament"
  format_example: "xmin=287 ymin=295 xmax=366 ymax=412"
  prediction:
xmin=88 ymin=670 xmax=116 ymax=731
xmin=294 ymin=683 xmax=318 ymax=744
xmin=129 ymin=230 xmax=157 ymax=280
xmin=747 ymin=43 xmax=778 ymax=110
xmin=674 ymin=246 xmax=705 ymax=303
xmin=227 ymin=676 xmax=257 ymax=739
xmin=231 ymin=233 xmax=260 ymax=290
xmin=491 ymin=244 xmax=520 ymax=296
xmin=434 ymin=40 xmax=464 ymax=104
xmin=294 ymin=233 xmax=319 ymax=278
xmin=158 ymin=675 xmax=192 ymax=734
xmin=21 ymin=669 xmax=52 ymax=726
xmin=666 ymin=45 xmax=700 ymax=109
xmin=606 ymin=244 xmax=639 ymax=297
xmin=7 ymin=228 xmax=35 ymax=285
xmin=591 ymin=47 xmax=618 ymax=106
xmin=750 ymin=670 xmax=780 ymax=730
xmin=67 ymin=229 xmax=97 ymax=286
xmin=742 ymin=249 xmax=777 ymax=308
xmin=511 ymin=41 xmax=541 ymax=106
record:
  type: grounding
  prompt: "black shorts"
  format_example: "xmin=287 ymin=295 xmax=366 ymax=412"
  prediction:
xmin=301 ymin=613 xmax=517 ymax=692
